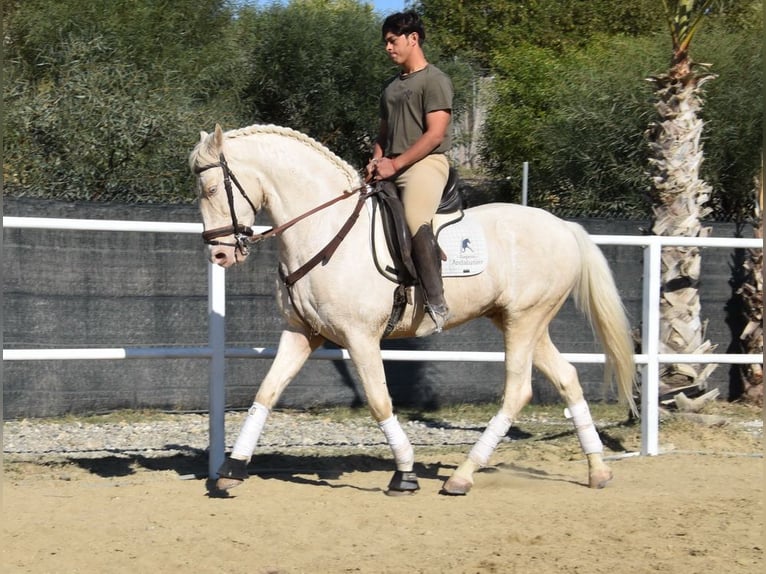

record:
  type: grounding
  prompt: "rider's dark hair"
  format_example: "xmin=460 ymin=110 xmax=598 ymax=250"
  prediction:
xmin=381 ymin=11 xmax=425 ymax=45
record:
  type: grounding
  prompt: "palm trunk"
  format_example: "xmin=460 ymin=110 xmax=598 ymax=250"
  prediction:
xmin=645 ymin=66 xmax=717 ymax=398
xmin=736 ymin=171 xmax=763 ymax=406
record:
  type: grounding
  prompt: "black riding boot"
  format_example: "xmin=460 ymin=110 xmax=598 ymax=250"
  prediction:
xmin=411 ymin=224 xmax=449 ymax=332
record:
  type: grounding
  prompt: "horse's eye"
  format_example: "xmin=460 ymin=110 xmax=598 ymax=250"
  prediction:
xmin=206 ymin=184 xmax=218 ymax=197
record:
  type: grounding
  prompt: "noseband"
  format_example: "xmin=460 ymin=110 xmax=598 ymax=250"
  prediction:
xmin=195 ymin=152 xmax=259 ymax=255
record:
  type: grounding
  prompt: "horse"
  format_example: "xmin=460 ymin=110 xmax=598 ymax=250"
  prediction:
xmin=189 ymin=123 xmax=637 ymax=496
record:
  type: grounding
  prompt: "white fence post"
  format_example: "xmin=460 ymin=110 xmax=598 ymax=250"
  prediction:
xmin=641 ymin=239 xmax=662 ymax=455
xmin=521 ymin=161 xmax=529 ymax=206
xmin=207 ymin=262 xmax=226 ymax=479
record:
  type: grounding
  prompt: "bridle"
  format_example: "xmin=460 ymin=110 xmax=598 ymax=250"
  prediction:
xmin=194 ymin=153 xmax=259 ymax=256
xmin=194 ymin=151 xmax=372 ymax=285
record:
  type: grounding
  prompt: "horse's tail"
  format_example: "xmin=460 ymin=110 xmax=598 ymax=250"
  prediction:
xmin=568 ymin=222 xmax=638 ymax=416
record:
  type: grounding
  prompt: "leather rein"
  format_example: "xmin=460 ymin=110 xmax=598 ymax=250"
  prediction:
xmin=194 ymin=152 xmax=371 ymax=287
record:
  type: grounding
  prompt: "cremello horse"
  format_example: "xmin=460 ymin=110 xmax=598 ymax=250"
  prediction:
xmin=190 ymin=123 xmax=637 ymax=496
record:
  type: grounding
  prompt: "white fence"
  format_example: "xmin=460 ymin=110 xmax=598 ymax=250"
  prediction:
xmin=3 ymin=216 xmax=763 ymax=478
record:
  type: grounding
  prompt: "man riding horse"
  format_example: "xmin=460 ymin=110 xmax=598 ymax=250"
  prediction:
xmin=367 ymin=11 xmax=452 ymax=332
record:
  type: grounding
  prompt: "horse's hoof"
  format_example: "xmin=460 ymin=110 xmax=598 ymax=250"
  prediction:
xmin=385 ymin=487 xmax=417 ymax=497
xmin=589 ymin=469 xmax=613 ymax=489
xmin=216 ymin=457 xmax=250 ymax=489
xmin=216 ymin=477 xmax=244 ymax=491
xmin=385 ymin=470 xmax=419 ymax=496
xmin=440 ymin=476 xmax=472 ymax=496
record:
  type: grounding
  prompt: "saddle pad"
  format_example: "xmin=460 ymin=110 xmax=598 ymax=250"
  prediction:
xmin=367 ymin=199 xmax=488 ymax=282
xmin=435 ymin=213 xmax=488 ymax=277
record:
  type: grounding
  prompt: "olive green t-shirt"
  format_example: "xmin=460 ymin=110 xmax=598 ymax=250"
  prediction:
xmin=380 ymin=64 xmax=453 ymax=156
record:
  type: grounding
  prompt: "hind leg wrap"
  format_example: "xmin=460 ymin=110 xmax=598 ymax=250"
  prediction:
xmin=379 ymin=415 xmax=414 ymax=472
xmin=468 ymin=413 xmax=512 ymax=467
xmin=565 ymin=400 xmax=602 ymax=454
xmin=231 ymin=402 xmax=270 ymax=460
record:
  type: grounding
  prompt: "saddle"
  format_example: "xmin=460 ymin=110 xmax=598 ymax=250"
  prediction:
xmin=369 ymin=167 xmax=463 ymax=286
xmin=368 ymin=168 xmax=464 ymax=336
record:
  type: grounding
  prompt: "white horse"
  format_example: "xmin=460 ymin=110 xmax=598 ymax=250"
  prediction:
xmin=190 ymin=123 xmax=637 ymax=496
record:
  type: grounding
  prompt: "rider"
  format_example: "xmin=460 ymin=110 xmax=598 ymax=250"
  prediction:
xmin=366 ymin=10 xmax=453 ymax=332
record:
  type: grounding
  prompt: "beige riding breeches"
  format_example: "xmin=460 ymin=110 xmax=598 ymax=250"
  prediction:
xmin=393 ymin=153 xmax=450 ymax=234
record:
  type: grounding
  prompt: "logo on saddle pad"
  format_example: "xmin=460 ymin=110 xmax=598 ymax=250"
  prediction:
xmin=434 ymin=213 xmax=488 ymax=277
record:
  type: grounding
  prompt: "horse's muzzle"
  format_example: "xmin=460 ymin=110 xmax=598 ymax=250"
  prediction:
xmin=208 ymin=242 xmax=248 ymax=268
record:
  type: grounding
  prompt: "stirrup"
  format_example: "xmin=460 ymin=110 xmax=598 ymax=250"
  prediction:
xmin=426 ymin=303 xmax=449 ymax=333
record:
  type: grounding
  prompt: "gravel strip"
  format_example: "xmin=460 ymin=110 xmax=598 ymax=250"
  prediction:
xmin=3 ymin=410 xmax=500 ymax=462
xmin=5 ymin=409 xmax=761 ymax=464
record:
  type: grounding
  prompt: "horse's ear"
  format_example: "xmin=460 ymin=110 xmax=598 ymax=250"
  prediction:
xmin=214 ymin=124 xmax=224 ymax=149
xmin=199 ymin=130 xmax=208 ymax=143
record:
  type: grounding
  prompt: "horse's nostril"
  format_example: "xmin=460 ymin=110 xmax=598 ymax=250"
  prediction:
xmin=214 ymin=251 xmax=227 ymax=260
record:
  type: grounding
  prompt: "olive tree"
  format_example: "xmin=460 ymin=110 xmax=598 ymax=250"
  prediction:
xmin=3 ymin=0 xmax=245 ymax=202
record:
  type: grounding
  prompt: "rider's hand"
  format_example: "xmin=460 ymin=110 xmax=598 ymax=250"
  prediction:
xmin=365 ymin=158 xmax=379 ymax=181
xmin=369 ymin=157 xmax=398 ymax=180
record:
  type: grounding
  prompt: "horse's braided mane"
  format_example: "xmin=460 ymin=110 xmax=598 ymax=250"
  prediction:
xmin=227 ymin=124 xmax=359 ymax=186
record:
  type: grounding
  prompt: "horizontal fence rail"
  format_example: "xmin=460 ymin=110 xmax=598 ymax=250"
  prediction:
xmin=3 ymin=216 xmax=763 ymax=478
xmin=4 ymin=347 xmax=762 ymax=365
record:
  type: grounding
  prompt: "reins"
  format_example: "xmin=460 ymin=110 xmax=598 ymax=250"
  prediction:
xmin=250 ymin=184 xmax=369 ymax=247
xmin=280 ymin=188 xmax=369 ymax=287
xmin=195 ymin=151 xmax=372 ymax=285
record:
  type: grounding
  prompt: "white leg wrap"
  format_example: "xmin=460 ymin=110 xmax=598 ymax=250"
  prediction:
xmin=468 ymin=413 xmax=512 ymax=467
xmin=231 ymin=402 xmax=270 ymax=460
xmin=379 ymin=415 xmax=414 ymax=472
xmin=565 ymin=400 xmax=603 ymax=455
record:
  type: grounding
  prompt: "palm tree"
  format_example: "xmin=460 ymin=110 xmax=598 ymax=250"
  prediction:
xmin=737 ymin=165 xmax=763 ymax=406
xmin=644 ymin=0 xmax=718 ymax=399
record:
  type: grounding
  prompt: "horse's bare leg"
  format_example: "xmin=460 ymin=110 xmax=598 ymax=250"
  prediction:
xmin=442 ymin=316 xmax=536 ymax=495
xmin=215 ymin=328 xmax=324 ymax=490
xmin=533 ymin=331 xmax=612 ymax=488
xmin=345 ymin=337 xmax=418 ymax=494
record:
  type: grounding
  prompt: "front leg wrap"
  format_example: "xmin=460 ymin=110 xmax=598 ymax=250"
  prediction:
xmin=231 ymin=402 xmax=270 ymax=460
xmin=217 ymin=402 xmax=270 ymax=482
xmin=565 ymin=400 xmax=603 ymax=454
xmin=379 ymin=415 xmax=414 ymax=471
xmin=379 ymin=415 xmax=419 ymax=494
xmin=468 ymin=413 xmax=512 ymax=467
